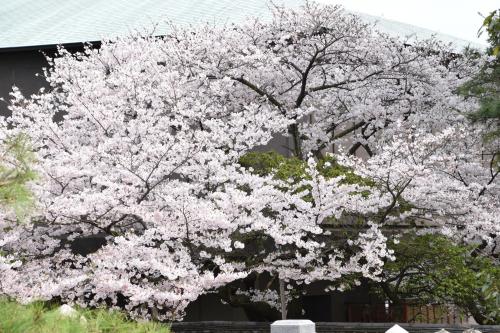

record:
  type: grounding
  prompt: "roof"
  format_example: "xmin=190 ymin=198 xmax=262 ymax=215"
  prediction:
xmin=0 ymin=0 xmax=485 ymax=51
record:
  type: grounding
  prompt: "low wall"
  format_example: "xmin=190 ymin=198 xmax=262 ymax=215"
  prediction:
xmin=170 ymin=321 xmax=500 ymax=333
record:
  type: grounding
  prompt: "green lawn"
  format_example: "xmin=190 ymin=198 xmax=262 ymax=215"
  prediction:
xmin=0 ymin=298 xmax=170 ymax=333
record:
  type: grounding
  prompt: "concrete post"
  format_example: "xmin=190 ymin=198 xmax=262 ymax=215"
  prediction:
xmin=271 ymin=320 xmax=316 ymax=333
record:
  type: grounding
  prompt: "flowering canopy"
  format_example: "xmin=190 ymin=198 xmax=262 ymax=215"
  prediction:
xmin=0 ymin=2 xmax=497 ymax=320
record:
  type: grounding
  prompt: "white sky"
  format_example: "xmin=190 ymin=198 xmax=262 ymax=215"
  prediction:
xmin=316 ymin=0 xmax=495 ymax=45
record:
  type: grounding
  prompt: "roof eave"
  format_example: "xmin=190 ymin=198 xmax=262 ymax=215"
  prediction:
xmin=0 ymin=41 xmax=101 ymax=53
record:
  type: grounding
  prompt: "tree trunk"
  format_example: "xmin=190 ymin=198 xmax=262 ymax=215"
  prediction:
xmin=279 ymin=278 xmax=287 ymax=320
xmin=467 ymin=303 xmax=489 ymax=325
xmin=289 ymin=124 xmax=302 ymax=158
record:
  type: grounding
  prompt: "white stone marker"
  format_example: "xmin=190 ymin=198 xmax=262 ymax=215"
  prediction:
xmin=435 ymin=329 xmax=450 ymax=333
xmin=271 ymin=320 xmax=316 ymax=333
xmin=386 ymin=324 xmax=409 ymax=333
xmin=58 ymin=304 xmax=78 ymax=317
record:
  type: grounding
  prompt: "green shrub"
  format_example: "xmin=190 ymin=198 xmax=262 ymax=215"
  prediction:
xmin=0 ymin=298 xmax=170 ymax=333
xmin=376 ymin=234 xmax=500 ymax=324
xmin=0 ymin=134 xmax=37 ymax=220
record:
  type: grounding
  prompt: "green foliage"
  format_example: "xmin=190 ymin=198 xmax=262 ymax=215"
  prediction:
xmin=480 ymin=9 xmax=500 ymax=57
xmin=238 ymin=151 xmax=371 ymax=186
xmin=378 ymin=233 xmax=500 ymax=324
xmin=461 ymin=56 xmax=500 ymax=141
xmin=0 ymin=298 xmax=170 ymax=333
xmin=0 ymin=134 xmax=37 ymax=219
xmin=239 ymin=151 xmax=306 ymax=182
xmin=462 ymin=9 xmax=500 ymax=141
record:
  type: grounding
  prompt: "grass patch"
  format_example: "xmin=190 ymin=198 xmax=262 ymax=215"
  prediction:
xmin=0 ymin=298 xmax=170 ymax=333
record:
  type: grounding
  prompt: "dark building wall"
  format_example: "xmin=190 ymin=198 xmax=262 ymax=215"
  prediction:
xmin=181 ymin=281 xmax=382 ymax=322
xmin=0 ymin=49 xmax=49 ymax=117
xmin=184 ymin=294 xmax=248 ymax=321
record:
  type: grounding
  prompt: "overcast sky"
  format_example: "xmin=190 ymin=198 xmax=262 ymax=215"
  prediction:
xmin=316 ymin=0 xmax=494 ymax=45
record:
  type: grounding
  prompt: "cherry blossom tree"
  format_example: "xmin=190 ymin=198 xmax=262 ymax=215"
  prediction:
xmin=0 ymin=1 xmax=495 ymax=321
xmin=186 ymin=1 xmax=491 ymax=319
xmin=0 ymin=31 xmax=290 ymax=319
xmin=338 ymin=124 xmax=499 ymax=258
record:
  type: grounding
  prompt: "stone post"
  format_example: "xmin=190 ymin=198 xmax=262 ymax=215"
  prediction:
xmin=271 ymin=320 xmax=316 ymax=333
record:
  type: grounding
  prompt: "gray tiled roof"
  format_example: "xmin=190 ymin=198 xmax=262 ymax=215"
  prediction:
xmin=0 ymin=0 xmax=485 ymax=51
